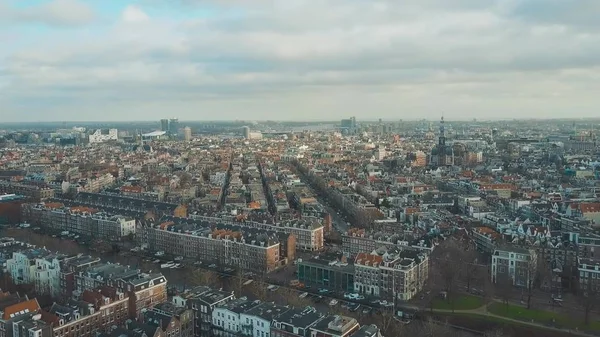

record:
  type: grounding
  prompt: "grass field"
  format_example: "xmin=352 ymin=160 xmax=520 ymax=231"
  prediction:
xmin=488 ymin=302 xmax=600 ymax=331
xmin=432 ymin=294 xmax=484 ymax=310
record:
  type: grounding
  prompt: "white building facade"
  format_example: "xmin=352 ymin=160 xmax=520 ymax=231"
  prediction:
xmin=89 ymin=129 xmax=118 ymax=143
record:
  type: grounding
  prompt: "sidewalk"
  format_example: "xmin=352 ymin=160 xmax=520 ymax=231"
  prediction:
xmin=426 ymin=302 xmax=596 ymax=337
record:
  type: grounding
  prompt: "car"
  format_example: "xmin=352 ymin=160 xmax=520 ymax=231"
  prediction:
xmin=299 ymin=292 xmax=308 ymax=298
xmin=208 ymin=264 xmax=217 ymax=268
xmin=267 ymin=285 xmax=279 ymax=292
xmin=379 ymin=300 xmax=388 ymax=306
xmin=362 ymin=307 xmax=372 ymax=315
xmin=329 ymin=299 xmax=338 ymax=306
xmin=318 ymin=288 xmax=329 ymax=294
xmin=349 ymin=304 xmax=361 ymax=312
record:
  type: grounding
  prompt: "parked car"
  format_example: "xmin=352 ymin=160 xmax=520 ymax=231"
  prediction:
xmin=329 ymin=299 xmax=338 ymax=306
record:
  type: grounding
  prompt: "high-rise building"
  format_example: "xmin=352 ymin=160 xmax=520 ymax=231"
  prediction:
xmin=183 ymin=127 xmax=192 ymax=142
xmin=160 ymin=119 xmax=169 ymax=132
xmin=169 ymin=118 xmax=179 ymax=136
xmin=242 ymin=126 xmax=250 ymax=139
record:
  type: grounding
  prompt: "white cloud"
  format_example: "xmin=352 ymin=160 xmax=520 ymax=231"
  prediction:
xmin=2 ymin=0 xmax=600 ymax=121
xmin=0 ymin=0 xmax=95 ymax=27
xmin=121 ymin=5 xmax=150 ymax=23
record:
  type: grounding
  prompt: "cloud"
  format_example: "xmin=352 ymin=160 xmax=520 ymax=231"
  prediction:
xmin=3 ymin=0 xmax=600 ymax=121
xmin=121 ymin=5 xmax=150 ymax=24
xmin=0 ymin=0 xmax=95 ymax=27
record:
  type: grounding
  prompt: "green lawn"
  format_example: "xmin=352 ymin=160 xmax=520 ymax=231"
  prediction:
xmin=432 ymin=294 xmax=483 ymax=310
xmin=488 ymin=302 xmax=600 ymax=331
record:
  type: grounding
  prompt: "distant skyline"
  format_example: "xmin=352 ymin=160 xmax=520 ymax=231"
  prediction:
xmin=2 ymin=0 xmax=600 ymax=122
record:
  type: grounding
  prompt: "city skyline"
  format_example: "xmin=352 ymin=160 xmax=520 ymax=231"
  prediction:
xmin=2 ymin=0 xmax=600 ymax=122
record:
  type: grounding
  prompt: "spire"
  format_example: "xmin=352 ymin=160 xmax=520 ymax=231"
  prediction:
xmin=438 ymin=115 xmax=446 ymax=146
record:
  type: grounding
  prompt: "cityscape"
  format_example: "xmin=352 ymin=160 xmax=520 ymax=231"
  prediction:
xmin=2 ymin=1 xmax=600 ymax=337
xmin=1 ymin=117 xmax=600 ymax=337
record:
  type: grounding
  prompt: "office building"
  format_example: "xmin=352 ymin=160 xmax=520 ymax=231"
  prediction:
xmin=184 ymin=127 xmax=192 ymax=142
xmin=169 ymin=118 xmax=179 ymax=136
xmin=161 ymin=119 xmax=170 ymax=132
xmin=88 ymin=129 xmax=118 ymax=143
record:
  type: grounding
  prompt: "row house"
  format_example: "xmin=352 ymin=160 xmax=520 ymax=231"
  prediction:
xmin=189 ymin=215 xmax=324 ymax=252
xmin=0 ymin=292 xmax=41 ymax=337
xmin=7 ymin=249 xmax=65 ymax=298
xmin=0 ymin=181 xmax=54 ymax=202
xmin=75 ymin=263 xmax=167 ymax=318
xmin=23 ymin=203 xmax=136 ymax=240
xmin=40 ymin=287 xmax=129 ymax=337
xmin=139 ymin=223 xmax=287 ymax=274
xmin=172 ymin=286 xmax=235 ymax=337
xmin=140 ymin=302 xmax=194 ymax=337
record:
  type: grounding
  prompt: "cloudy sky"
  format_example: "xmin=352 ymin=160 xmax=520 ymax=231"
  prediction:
xmin=1 ymin=0 xmax=599 ymax=122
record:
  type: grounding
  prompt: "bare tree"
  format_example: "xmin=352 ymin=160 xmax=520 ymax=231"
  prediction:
xmin=495 ymin=273 xmax=512 ymax=311
xmin=247 ymin=277 xmax=269 ymax=301
xmin=462 ymin=249 xmax=481 ymax=293
xmin=434 ymin=239 xmax=464 ymax=312
xmin=278 ymin=288 xmax=312 ymax=308
xmin=191 ymin=269 xmax=220 ymax=288
xmin=372 ymin=309 xmax=404 ymax=336
xmin=577 ymin=281 xmax=599 ymax=326
xmin=483 ymin=329 xmax=508 ymax=337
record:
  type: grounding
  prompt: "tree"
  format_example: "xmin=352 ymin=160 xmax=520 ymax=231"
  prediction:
xmin=191 ymin=269 xmax=220 ymax=288
xmin=277 ymin=288 xmax=312 ymax=308
xmin=433 ymin=239 xmax=465 ymax=312
xmin=247 ymin=278 xmax=269 ymax=301
xmin=483 ymin=329 xmax=508 ymax=337
xmin=495 ymin=273 xmax=512 ymax=311
xmin=577 ymin=281 xmax=599 ymax=326
xmin=462 ymin=249 xmax=481 ymax=293
xmin=372 ymin=309 xmax=404 ymax=336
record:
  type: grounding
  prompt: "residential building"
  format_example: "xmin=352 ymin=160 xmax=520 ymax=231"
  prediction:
xmin=0 ymin=293 xmax=41 ymax=337
xmin=141 ymin=302 xmax=194 ymax=337
xmin=491 ymin=246 xmax=538 ymax=287
xmin=578 ymin=258 xmax=600 ymax=293
xmin=0 ymin=181 xmax=54 ymax=201
xmin=172 ymin=286 xmax=235 ymax=337
xmin=271 ymin=307 xmax=323 ymax=337
xmin=212 ymin=298 xmax=260 ymax=337
xmin=240 ymin=302 xmax=289 ymax=337
xmin=471 ymin=226 xmax=501 ymax=253
xmin=7 ymin=249 xmax=65 ymax=298
xmin=308 ymin=315 xmax=359 ymax=337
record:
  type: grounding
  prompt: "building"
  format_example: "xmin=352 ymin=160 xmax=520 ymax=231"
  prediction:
xmin=491 ymin=246 xmax=538 ymax=287
xmin=297 ymin=254 xmax=355 ymax=293
xmin=23 ymin=203 xmax=136 ymax=241
xmin=169 ymin=118 xmax=179 ymax=136
xmin=0 ymin=181 xmax=54 ymax=202
xmin=578 ymin=258 xmax=600 ymax=293
xmin=308 ymin=315 xmax=359 ymax=337
xmin=41 ymin=287 xmax=129 ymax=337
xmin=161 ymin=119 xmax=170 ymax=132
xmin=240 ymin=302 xmax=289 ymax=337
xmin=141 ymin=302 xmax=194 ymax=337
xmin=242 ymin=127 xmax=250 ymax=140
xmin=12 ymin=315 xmax=53 ymax=337
xmin=89 ymin=129 xmax=118 ymax=143
xmin=0 ymin=194 xmax=26 ymax=224
xmin=75 ymin=264 xmax=167 ymax=318
xmin=139 ymin=224 xmax=286 ymax=274
xmin=7 ymin=249 xmax=65 ymax=298
xmin=471 ymin=226 xmax=501 ymax=253
xmin=270 ymin=306 xmax=323 ymax=337
xmin=0 ymin=293 xmax=41 ymax=337
xmin=184 ymin=127 xmax=192 ymax=142
xmin=59 ymin=255 xmax=102 ymax=299
xmin=172 ymin=286 xmax=235 ymax=337
xmin=354 ymin=249 xmax=429 ymax=301
xmin=429 ymin=117 xmax=453 ymax=167
xmin=211 ymin=298 xmax=260 ymax=337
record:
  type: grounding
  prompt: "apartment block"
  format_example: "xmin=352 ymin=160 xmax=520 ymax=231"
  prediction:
xmin=308 ymin=315 xmax=359 ymax=337
xmin=23 ymin=203 xmax=136 ymax=240
xmin=7 ymin=249 xmax=65 ymax=298
xmin=578 ymin=258 xmax=600 ymax=293
xmin=0 ymin=181 xmax=54 ymax=202
xmin=139 ymin=221 xmax=288 ymax=274
xmin=141 ymin=302 xmax=194 ymax=337
xmin=0 ymin=293 xmax=41 ymax=337
xmin=491 ymin=246 xmax=538 ymax=287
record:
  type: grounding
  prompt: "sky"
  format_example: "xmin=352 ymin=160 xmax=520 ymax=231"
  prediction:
xmin=1 ymin=0 xmax=600 ymax=122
